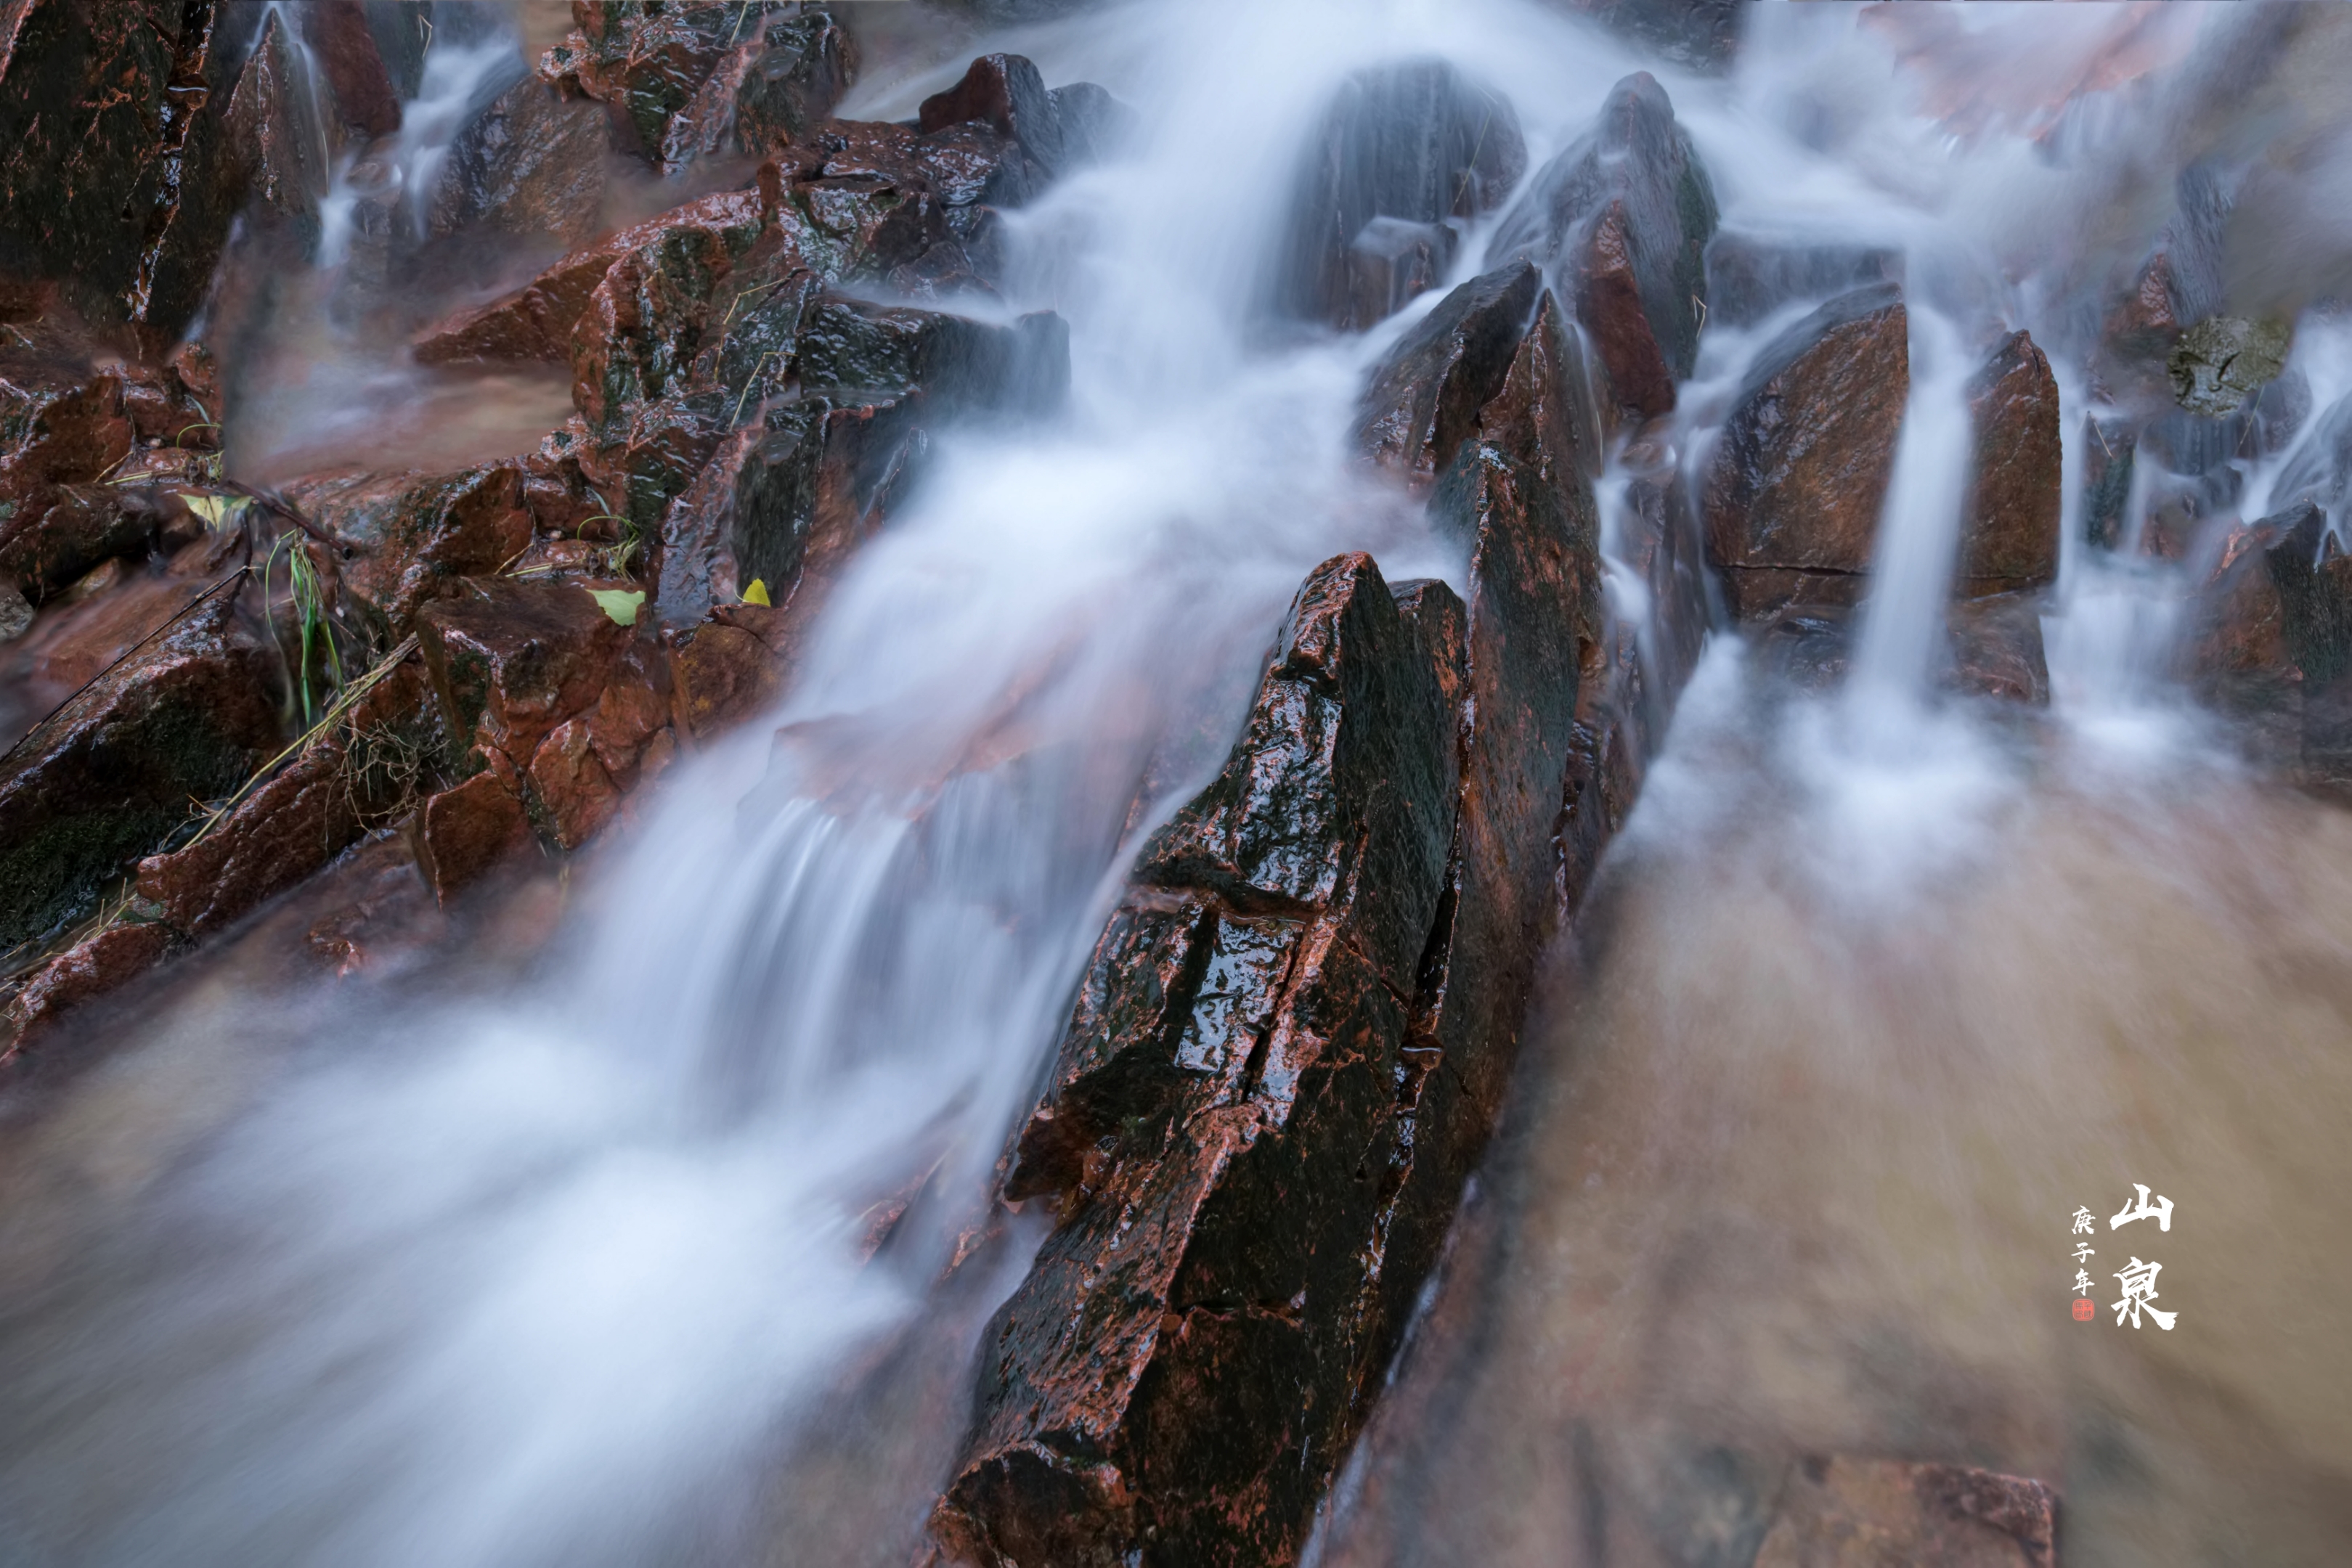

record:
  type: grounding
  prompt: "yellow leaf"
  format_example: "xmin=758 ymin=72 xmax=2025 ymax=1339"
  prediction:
xmin=586 ymin=587 xmax=646 ymax=626
xmin=741 ymin=578 xmax=771 ymax=607
xmin=178 ymin=492 xmax=246 ymax=531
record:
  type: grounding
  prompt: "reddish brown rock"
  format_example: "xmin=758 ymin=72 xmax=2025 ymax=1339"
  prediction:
xmin=1946 ymin=590 xmax=2051 ymax=705
xmin=668 ymin=621 xmax=781 ymax=741
xmin=919 ymin=52 xmax=1066 ymax=172
xmin=286 ymin=464 xmax=536 ymax=631
xmin=416 ymin=578 xmax=630 ymax=767
xmin=0 ymin=919 xmax=176 ymax=1061
xmin=1959 ymin=330 xmax=2062 ymax=597
xmin=1754 ymin=1457 xmax=2056 ymax=1568
xmin=411 ymin=768 xmax=534 ymax=903
xmin=538 ymin=1 xmax=739 ymax=166
xmin=428 ymin=75 xmax=614 ymax=250
xmin=226 ymin=9 xmax=331 ymax=244
xmin=2185 ymin=499 xmax=2352 ymax=777
xmin=0 ymin=370 xmax=137 ymax=552
xmin=1277 ymin=59 xmax=1526 ymax=332
xmin=0 ymin=583 xmax=280 ymax=951
xmin=1354 ymin=260 xmax=1545 ymax=482
xmin=938 ymin=552 xmax=1459 ymax=1568
xmin=1705 ymin=282 xmax=1909 ymax=605
xmin=529 ymin=717 xmax=623 ymax=849
xmin=731 ymin=7 xmax=857 ymax=153
xmin=1486 ymin=72 xmax=1717 ymax=419
xmin=297 ymin=0 xmax=402 ymax=141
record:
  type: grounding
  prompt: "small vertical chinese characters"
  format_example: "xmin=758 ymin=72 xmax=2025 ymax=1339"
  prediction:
xmin=2067 ymin=1208 xmax=2097 ymax=1320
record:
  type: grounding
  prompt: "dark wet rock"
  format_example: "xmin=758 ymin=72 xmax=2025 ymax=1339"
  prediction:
xmin=2169 ymin=315 xmax=2292 ymax=418
xmin=1753 ymin=1457 xmax=2056 ymax=1568
xmin=1278 ymin=59 xmax=1526 ymax=332
xmin=132 ymin=661 xmax=439 ymax=938
xmin=298 ymin=0 xmax=403 ymax=141
xmin=571 ymin=189 xmax=772 ymax=432
xmin=0 ymin=369 xmax=137 ymax=560
xmin=0 ymin=0 xmax=251 ymax=343
xmin=0 ymin=582 xmax=30 ymax=642
xmin=287 ymin=464 xmax=537 ymax=633
xmin=729 ymin=5 xmax=855 ymax=153
xmin=1958 ymin=330 xmax=2062 ymax=597
xmin=226 ymin=8 xmax=333 ymax=251
xmin=1486 ymin=72 xmax=1717 ymax=419
xmin=412 ymin=767 xmax=535 ymax=903
xmin=920 ymin=53 xmax=1066 ymax=173
xmin=2081 ymin=410 xmax=2137 ymax=552
xmin=939 ymin=552 xmax=1458 ymax=1568
xmin=1704 ymin=282 xmax=1909 ymax=609
xmin=0 ymin=584 xmax=280 ymax=952
xmin=1050 ymin=82 xmax=1134 ymax=169
xmin=0 ymin=486 xmax=161 ymax=602
xmin=416 ymin=578 xmax=630 ymax=771
xmin=430 ymin=73 xmax=614 ymax=250
xmin=1703 ymin=231 xmax=1903 ymax=330
xmin=0 ymin=919 xmax=176 ymax=1061
xmin=657 ymin=295 xmax=1069 ymax=627
xmin=761 ymin=119 xmax=1010 ymax=293
xmin=1946 ymin=590 xmax=2050 ymax=705
xmin=1354 ymin=260 xmax=1544 ymax=482
xmin=1714 ymin=566 xmax=1865 ymax=624
xmin=115 ymin=350 xmax=221 ymax=452
xmin=2105 ymin=163 xmax=2230 ymax=366
xmin=539 ymin=0 xmax=741 ymax=166
xmin=1554 ymin=0 xmax=1746 ymax=70
xmin=2186 ymin=502 xmax=2352 ymax=781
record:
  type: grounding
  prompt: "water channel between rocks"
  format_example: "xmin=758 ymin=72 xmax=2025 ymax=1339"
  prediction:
xmin=0 ymin=3 xmax=2346 ymax=1566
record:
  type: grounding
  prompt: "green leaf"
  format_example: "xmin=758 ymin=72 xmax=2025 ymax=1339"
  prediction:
xmin=586 ymin=587 xmax=646 ymax=626
xmin=178 ymin=492 xmax=247 ymax=531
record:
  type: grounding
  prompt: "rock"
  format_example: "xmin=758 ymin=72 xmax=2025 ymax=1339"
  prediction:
xmin=411 ymin=767 xmax=534 ymax=902
xmin=0 ymin=920 xmax=176 ymax=1062
xmin=2104 ymin=163 xmax=2230 ymax=365
xmin=571 ymin=188 xmax=771 ymax=432
xmin=0 ymin=584 xmax=280 ymax=952
xmin=0 ymin=582 xmax=30 ymax=642
xmin=1486 ymin=72 xmax=1717 ymax=420
xmin=1958 ymin=330 xmax=2062 ymax=597
xmin=0 ymin=369 xmax=137 ymax=563
xmin=225 ymin=7 xmax=333 ymax=252
xmin=1049 ymin=82 xmax=1134 ymax=168
xmin=1704 ymin=282 xmax=1910 ymax=608
xmin=0 ymin=0 xmax=249 ymax=341
xmin=1704 ymin=230 xmax=1903 ymax=330
xmin=0 ymin=485 xmax=159 ymax=601
xmin=1277 ymin=58 xmax=1526 ymax=331
xmin=730 ymin=6 xmax=856 ymax=153
xmin=2186 ymin=500 xmax=2352 ymax=775
xmin=2169 ymin=315 xmax=2292 ymax=418
xmin=1946 ymin=590 xmax=2050 ymax=705
xmin=668 ymin=618 xmax=782 ymax=740
xmin=133 ymin=662 xmax=439 ymax=937
xmin=938 ymin=552 xmax=1459 ymax=1568
xmin=538 ymin=0 xmax=741 ymax=166
xmin=919 ymin=52 xmax=1066 ymax=175
xmin=1353 ymin=260 xmax=1545 ymax=482
xmin=761 ymin=118 xmax=1010 ymax=293
xmin=1553 ymin=0 xmax=1746 ymax=70
xmin=428 ymin=72 xmax=614 ymax=250
xmin=1753 ymin=1457 xmax=2056 ymax=1568
xmin=656 ymin=295 xmax=1070 ymax=627
xmin=286 ymin=463 xmax=536 ymax=632
xmin=1378 ymin=289 xmax=1610 ymax=1400
xmin=2081 ymin=410 xmax=2136 ymax=551
xmin=529 ymin=718 xmax=624 ymax=849
xmin=415 ymin=578 xmax=631 ymax=769
xmin=297 ymin=0 xmax=402 ymax=141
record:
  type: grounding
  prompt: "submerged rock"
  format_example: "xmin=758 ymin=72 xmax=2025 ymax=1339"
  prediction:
xmin=2270 ymin=387 xmax=2352 ymax=520
xmin=1704 ymin=230 xmax=1903 ymax=330
xmin=1754 ymin=1457 xmax=2056 ymax=1568
xmin=1554 ymin=0 xmax=1746 ymax=70
xmin=1277 ymin=59 xmax=1526 ymax=332
xmin=1486 ymin=72 xmax=1717 ymax=420
xmin=1958 ymin=330 xmax=2062 ymax=597
xmin=1704 ymin=282 xmax=1909 ymax=608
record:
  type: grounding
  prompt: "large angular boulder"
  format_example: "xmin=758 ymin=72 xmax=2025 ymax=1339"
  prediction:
xmin=730 ymin=6 xmax=857 ymax=152
xmin=1486 ymin=72 xmax=1717 ymax=421
xmin=0 ymin=365 xmax=137 ymax=558
xmin=937 ymin=552 xmax=1460 ymax=1568
xmin=1353 ymin=260 xmax=1545 ymax=481
xmin=428 ymin=72 xmax=615 ymax=251
xmin=538 ymin=0 xmax=743 ymax=166
xmin=1277 ymin=60 xmax=1526 ymax=331
xmin=1703 ymin=282 xmax=1909 ymax=613
xmin=0 ymin=583 xmax=280 ymax=952
xmin=2186 ymin=499 xmax=2352 ymax=780
xmin=1958 ymin=330 xmax=2062 ymax=597
xmin=415 ymin=578 xmax=632 ymax=772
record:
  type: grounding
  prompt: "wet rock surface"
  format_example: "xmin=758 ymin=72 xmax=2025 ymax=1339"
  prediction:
xmin=1354 ymin=261 xmax=1544 ymax=482
xmin=2187 ymin=499 xmax=2352 ymax=783
xmin=1704 ymin=282 xmax=1910 ymax=609
xmin=1486 ymin=72 xmax=1717 ymax=421
xmin=1959 ymin=330 xmax=2063 ymax=597
xmin=1277 ymin=60 xmax=1526 ymax=332
xmin=1754 ymin=1457 xmax=2057 ymax=1568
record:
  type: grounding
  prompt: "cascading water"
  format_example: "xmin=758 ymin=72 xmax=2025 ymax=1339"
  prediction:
xmin=4 ymin=2 xmax=2352 ymax=1566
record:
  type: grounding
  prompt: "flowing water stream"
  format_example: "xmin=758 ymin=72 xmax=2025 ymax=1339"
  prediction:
xmin=3 ymin=3 xmax=2351 ymax=1565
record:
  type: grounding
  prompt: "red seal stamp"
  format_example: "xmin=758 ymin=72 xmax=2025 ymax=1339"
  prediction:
xmin=2072 ymin=1298 xmax=2096 ymax=1321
